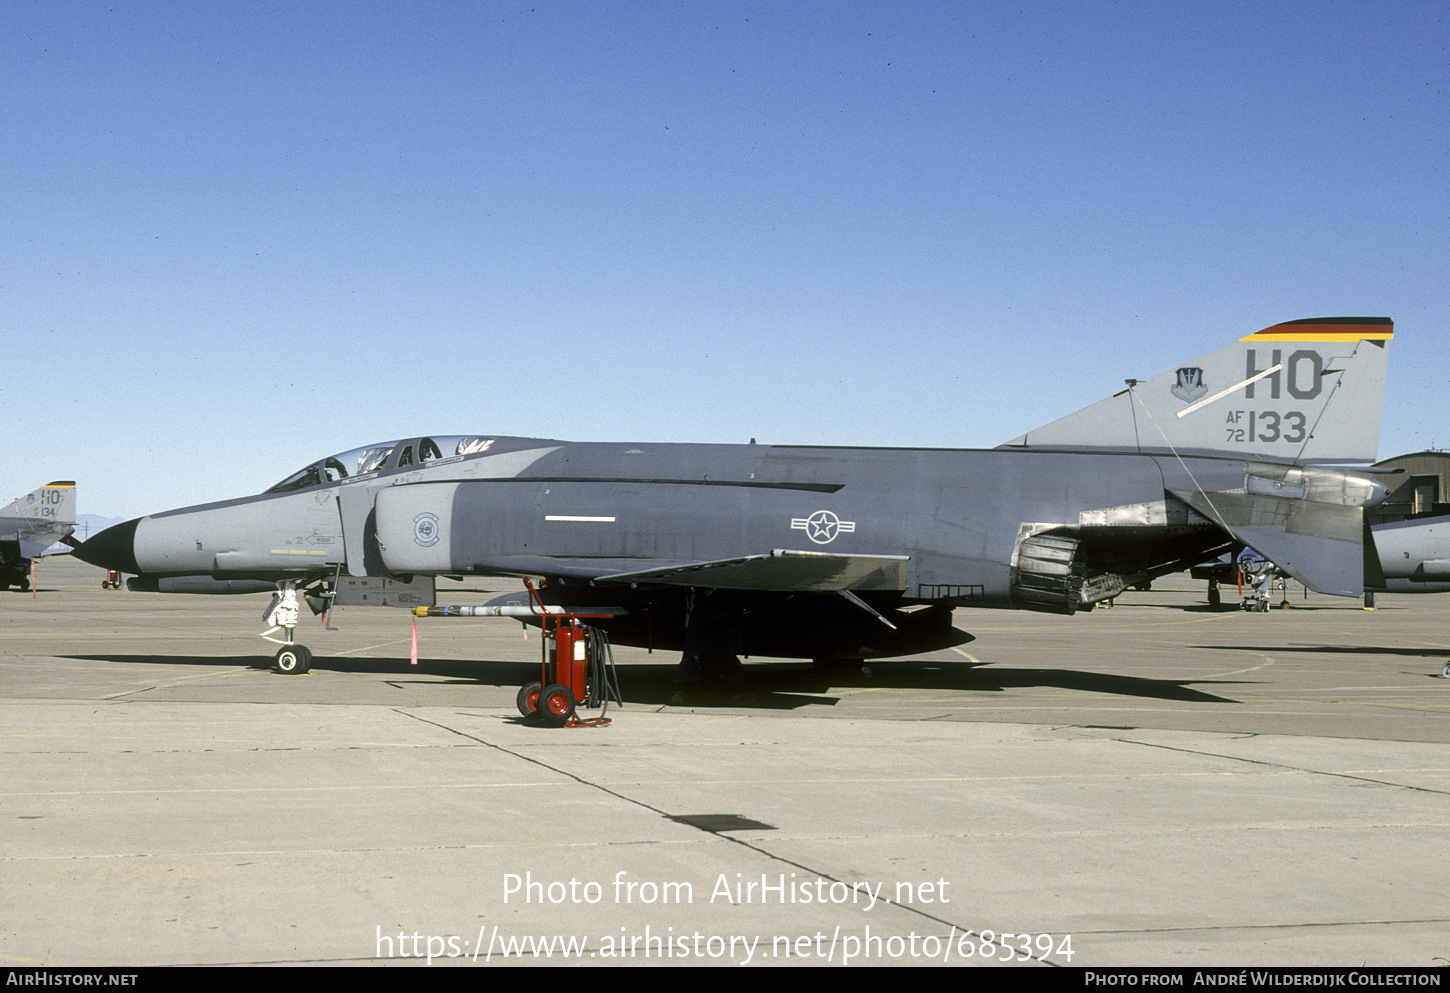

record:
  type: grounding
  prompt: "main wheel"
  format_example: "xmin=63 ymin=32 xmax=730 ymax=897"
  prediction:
xmin=275 ymin=645 xmax=312 ymax=674
xmin=516 ymin=680 xmax=543 ymax=718
xmin=538 ymin=684 xmax=576 ymax=727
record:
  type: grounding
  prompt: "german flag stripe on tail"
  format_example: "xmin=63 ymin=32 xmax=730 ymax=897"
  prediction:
xmin=1241 ymin=317 xmax=1393 ymax=342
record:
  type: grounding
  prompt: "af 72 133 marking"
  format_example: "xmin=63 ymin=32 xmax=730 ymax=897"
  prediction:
xmin=1224 ymin=409 xmax=1308 ymax=445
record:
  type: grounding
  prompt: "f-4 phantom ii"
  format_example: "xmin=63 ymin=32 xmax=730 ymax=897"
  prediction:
xmin=75 ymin=317 xmax=1394 ymax=679
xmin=2 ymin=481 xmax=77 ymax=591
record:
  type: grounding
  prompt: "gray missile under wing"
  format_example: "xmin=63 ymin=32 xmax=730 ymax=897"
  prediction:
xmin=75 ymin=317 xmax=1393 ymax=678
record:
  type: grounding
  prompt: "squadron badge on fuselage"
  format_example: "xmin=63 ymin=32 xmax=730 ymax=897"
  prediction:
xmin=413 ymin=513 xmax=441 ymax=547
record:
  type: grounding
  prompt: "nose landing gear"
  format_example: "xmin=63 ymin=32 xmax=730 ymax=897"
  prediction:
xmin=264 ymin=581 xmax=313 ymax=674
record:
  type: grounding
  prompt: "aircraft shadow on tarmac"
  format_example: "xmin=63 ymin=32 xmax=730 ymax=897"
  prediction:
xmin=1206 ymin=643 xmax=1450 ymax=660
xmin=596 ymin=662 xmax=1242 ymax=709
xmin=59 ymin=654 xmax=1244 ymax=708
xmin=60 ymin=653 xmax=541 ymax=682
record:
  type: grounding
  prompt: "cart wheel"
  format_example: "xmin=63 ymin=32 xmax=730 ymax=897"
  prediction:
xmin=516 ymin=681 xmax=543 ymax=718
xmin=538 ymin=684 xmax=576 ymax=727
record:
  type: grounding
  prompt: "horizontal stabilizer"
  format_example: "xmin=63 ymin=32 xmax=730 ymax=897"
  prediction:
xmin=1002 ymin=318 xmax=1392 ymax=464
xmin=598 ymin=549 xmax=909 ymax=592
xmin=1213 ymin=523 xmax=1363 ymax=597
xmin=1169 ymin=463 xmax=1385 ymax=596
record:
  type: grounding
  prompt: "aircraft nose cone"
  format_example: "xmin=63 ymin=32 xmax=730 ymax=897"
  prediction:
xmin=73 ymin=518 xmax=141 ymax=575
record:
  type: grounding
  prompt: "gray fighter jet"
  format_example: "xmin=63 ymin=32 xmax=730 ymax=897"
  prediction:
xmin=75 ymin=317 xmax=1394 ymax=678
xmin=1366 ymin=516 xmax=1450 ymax=594
xmin=1365 ymin=515 xmax=1450 ymax=677
xmin=2 ymin=481 xmax=77 ymax=591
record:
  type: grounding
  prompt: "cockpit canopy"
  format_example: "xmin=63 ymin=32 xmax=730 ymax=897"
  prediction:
xmin=265 ymin=436 xmax=493 ymax=494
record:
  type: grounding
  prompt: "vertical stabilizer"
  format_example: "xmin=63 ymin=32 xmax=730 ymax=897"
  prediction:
xmin=2 ymin=481 xmax=77 ymax=567
xmin=1001 ymin=318 xmax=1393 ymax=464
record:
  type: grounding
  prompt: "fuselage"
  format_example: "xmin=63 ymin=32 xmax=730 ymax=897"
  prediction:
xmin=73 ymin=435 xmax=1387 ymax=660
xmin=81 ymin=434 xmax=1262 ymax=604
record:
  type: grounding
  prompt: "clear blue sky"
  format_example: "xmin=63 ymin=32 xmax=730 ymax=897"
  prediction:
xmin=4 ymin=0 xmax=1445 ymax=519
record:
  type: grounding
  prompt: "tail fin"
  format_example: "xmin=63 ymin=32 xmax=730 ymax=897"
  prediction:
xmin=10 ymin=481 xmax=78 ymax=525
xmin=5 ymin=481 xmax=78 ymax=559
xmin=1001 ymin=318 xmax=1393 ymax=464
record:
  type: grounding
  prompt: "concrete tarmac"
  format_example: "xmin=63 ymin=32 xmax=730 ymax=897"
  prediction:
xmin=2 ymin=556 xmax=1447 ymax=967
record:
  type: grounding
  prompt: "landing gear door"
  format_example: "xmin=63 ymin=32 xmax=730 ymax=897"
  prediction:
xmin=337 ymin=487 xmax=385 ymax=577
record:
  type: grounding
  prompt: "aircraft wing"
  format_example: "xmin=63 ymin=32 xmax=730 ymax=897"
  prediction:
xmin=596 ymin=549 xmax=909 ymax=593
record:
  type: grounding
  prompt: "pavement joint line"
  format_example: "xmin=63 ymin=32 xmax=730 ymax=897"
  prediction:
xmin=1114 ymin=735 xmax=1450 ymax=796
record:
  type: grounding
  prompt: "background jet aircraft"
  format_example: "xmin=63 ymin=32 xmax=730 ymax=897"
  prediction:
xmin=75 ymin=317 xmax=1393 ymax=678
xmin=1 ymin=481 xmax=77 ymax=591
xmin=1364 ymin=515 xmax=1450 ymax=677
xmin=1365 ymin=515 xmax=1450 ymax=594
